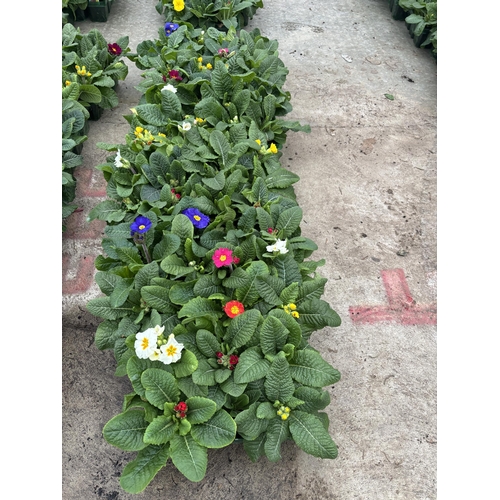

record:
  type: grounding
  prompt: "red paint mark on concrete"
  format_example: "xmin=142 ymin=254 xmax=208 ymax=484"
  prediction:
xmin=63 ymin=210 xmax=106 ymax=240
xmin=349 ymin=269 xmax=437 ymax=325
xmin=74 ymin=167 xmax=107 ymax=198
xmin=62 ymin=253 xmax=97 ymax=294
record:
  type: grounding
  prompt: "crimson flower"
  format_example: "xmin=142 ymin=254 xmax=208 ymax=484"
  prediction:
xmin=168 ymin=69 xmax=183 ymax=81
xmin=108 ymin=43 xmax=122 ymax=56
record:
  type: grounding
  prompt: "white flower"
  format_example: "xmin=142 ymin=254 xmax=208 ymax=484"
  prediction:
xmin=134 ymin=328 xmax=159 ymax=359
xmin=114 ymin=149 xmax=123 ymax=168
xmin=149 ymin=349 xmax=162 ymax=361
xmin=162 ymin=84 xmax=177 ymax=93
xmin=266 ymin=239 xmax=289 ymax=254
xmin=159 ymin=334 xmax=184 ymax=364
xmin=153 ymin=325 xmax=165 ymax=335
xmin=182 ymin=121 xmax=192 ymax=132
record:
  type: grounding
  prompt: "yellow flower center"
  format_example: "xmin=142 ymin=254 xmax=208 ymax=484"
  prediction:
xmin=166 ymin=345 xmax=177 ymax=356
xmin=194 ymin=215 xmax=201 ymax=221
xmin=139 ymin=224 xmax=145 ymax=230
xmin=230 ymin=305 xmax=240 ymax=315
xmin=219 ymin=255 xmax=227 ymax=262
xmin=141 ymin=338 xmax=149 ymax=350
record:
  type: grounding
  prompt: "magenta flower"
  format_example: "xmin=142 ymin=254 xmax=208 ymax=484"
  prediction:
xmin=212 ymin=248 xmax=233 ymax=268
xmin=168 ymin=69 xmax=183 ymax=81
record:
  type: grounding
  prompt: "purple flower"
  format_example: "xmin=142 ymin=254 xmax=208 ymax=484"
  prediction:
xmin=130 ymin=216 xmax=152 ymax=235
xmin=182 ymin=208 xmax=210 ymax=229
xmin=165 ymin=22 xmax=180 ymax=36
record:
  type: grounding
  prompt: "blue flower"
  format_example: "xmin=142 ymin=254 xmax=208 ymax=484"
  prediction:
xmin=182 ymin=208 xmax=210 ymax=229
xmin=165 ymin=22 xmax=180 ymax=36
xmin=130 ymin=216 xmax=152 ymax=235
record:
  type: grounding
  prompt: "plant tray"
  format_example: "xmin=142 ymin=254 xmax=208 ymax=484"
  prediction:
xmin=88 ymin=1 xmax=109 ymax=22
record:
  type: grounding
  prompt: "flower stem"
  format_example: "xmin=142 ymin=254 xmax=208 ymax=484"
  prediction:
xmin=141 ymin=243 xmax=151 ymax=263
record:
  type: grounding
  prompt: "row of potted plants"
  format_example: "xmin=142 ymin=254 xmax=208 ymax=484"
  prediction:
xmin=62 ymin=22 xmax=130 ymax=230
xmin=85 ymin=1 xmax=341 ymax=493
xmin=388 ymin=0 xmax=437 ymax=56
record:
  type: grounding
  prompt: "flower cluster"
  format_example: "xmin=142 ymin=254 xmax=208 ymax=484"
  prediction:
xmin=75 ymin=64 xmax=91 ymax=77
xmin=276 ymin=405 xmax=291 ymax=420
xmin=134 ymin=326 xmax=184 ymax=364
xmin=174 ymin=402 xmax=188 ymax=419
xmin=283 ymin=303 xmax=300 ymax=319
xmin=197 ymin=57 xmax=212 ymax=71
xmin=134 ymin=126 xmax=154 ymax=145
xmin=216 ymin=351 xmax=239 ymax=370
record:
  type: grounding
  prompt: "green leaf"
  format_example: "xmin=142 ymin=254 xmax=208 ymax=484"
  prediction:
xmin=196 ymin=329 xmax=220 ymax=358
xmin=171 ymin=213 xmax=194 ymax=247
xmin=153 ymin=234 xmax=181 ymax=260
xmin=235 ymin=261 xmax=269 ymax=305
xmin=265 ymin=168 xmax=300 ymax=189
xmin=288 ymin=411 xmax=338 ymax=459
xmin=202 ymin=170 xmax=226 ymax=190
xmin=102 ymin=410 xmax=149 ymax=451
xmin=178 ymin=297 xmax=221 ymax=322
xmin=289 ymin=350 xmax=341 ymax=387
xmin=224 ymin=309 xmax=262 ymax=349
xmin=141 ymin=286 xmax=174 ymax=313
xmin=260 ymin=316 xmax=289 ymax=356
xmin=192 ymin=359 xmax=217 ymax=386
xmin=233 ymin=346 xmax=270 ymax=384
xmin=256 ymin=402 xmax=277 ymax=420
xmin=243 ymin=433 xmax=266 ymax=462
xmin=234 ymin=402 xmax=268 ymax=440
xmin=172 ymin=349 xmax=199 ymax=378
xmin=255 ymin=275 xmax=284 ymax=306
xmin=211 ymin=60 xmax=233 ymax=99
xmin=87 ymin=200 xmax=124 ymax=222
xmin=190 ymin=409 xmax=236 ymax=448
xmin=209 ymin=129 xmax=231 ymax=168
xmin=185 ymin=396 xmax=217 ymax=425
xmin=273 ymin=253 xmax=302 ymax=287
xmin=86 ymin=296 xmax=134 ymax=320
xmin=384 ymin=93 xmax=394 ymax=100
xmin=170 ymin=434 xmax=207 ymax=482
xmin=119 ymin=445 xmax=170 ymax=494
xmin=160 ymin=90 xmax=183 ymax=120
xmin=160 ymin=254 xmax=195 ymax=279
xmin=264 ymin=417 xmax=289 ymax=462
xmin=264 ymin=351 xmax=295 ymax=403
xmin=144 ymin=415 xmax=178 ymax=445
xmin=297 ymin=299 xmax=341 ymax=328
xmin=141 ymin=368 xmax=180 ymax=409
xmin=276 ymin=206 xmax=302 ymax=238
xmin=135 ymin=103 xmax=168 ymax=126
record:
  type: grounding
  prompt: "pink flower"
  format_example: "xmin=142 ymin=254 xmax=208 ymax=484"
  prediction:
xmin=212 ymin=248 xmax=233 ymax=268
xmin=232 ymin=256 xmax=240 ymax=264
xmin=168 ymin=69 xmax=183 ymax=81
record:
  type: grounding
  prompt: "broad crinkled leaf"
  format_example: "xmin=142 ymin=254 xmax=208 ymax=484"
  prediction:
xmin=264 ymin=351 xmax=295 ymax=402
xmin=102 ymin=410 xmax=149 ymax=451
xmin=190 ymin=409 xmax=236 ymax=448
xmin=141 ymin=368 xmax=180 ymax=409
xmin=289 ymin=350 xmax=341 ymax=387
xmin=170 ymin=434 xmax=207 ymax=482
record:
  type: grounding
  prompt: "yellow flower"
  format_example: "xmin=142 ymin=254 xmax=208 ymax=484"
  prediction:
xmin=206 ymin=63 xmax=213 ymax=69
xmin=269 ymin=143 xmax=278 ymax=154
xmin=65 ymin=80 xmax=71 ymax=86
xmin=291 ymin=311 xmax=300 ymax=319
xmin=289 ymin=303 xmax=297 ymax=310
xmin=135 ymin=126 xmax=144 ymax=136
xmin=197 ymin=57 xmax=203 ymax=63
xmin=173 ymin=0 xmax=185 ymax=11
xmin=255 ymin=139 xmax=261 ymax=145
xmin=281 ymin=413 xmax=288 ymax=420
xmin=158 ymin=133 xmax=166 ymax=138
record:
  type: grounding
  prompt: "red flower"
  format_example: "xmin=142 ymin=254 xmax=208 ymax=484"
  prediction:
xmin=174 ymin=402 xmax=188 ymax=412
xmin=213 ymin=248 xmax=233 ymax=268
xmin=229 ymin=354 xmax=239 ymax=366
xmin=223 ymin=300 xmax=245 ymax=318
xmin=216 ymin=351 xmax=224 ymax=358
xmin=108 ymin=43 xmax=122 ymax=56
xmin=232 ymin=256 xmax=240 ymax=264
xmin=168 ymin=69 xmax=183 ymax=81
xmin=267 ymin=227 xmax=274 ymax=234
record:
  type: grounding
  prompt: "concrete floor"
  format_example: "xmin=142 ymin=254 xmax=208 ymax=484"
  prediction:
xmin=62 ymin=0 xmax=437 ymax=498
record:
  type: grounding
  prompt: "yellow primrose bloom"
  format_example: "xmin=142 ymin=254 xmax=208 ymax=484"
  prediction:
xmin=291 ymin=311 xmax=300 ymax=319
xmin=65 ymin=80 xmax=71 ymax=86
xmin=289 ymin=303 xmax=297 ymax=310
xmin=134 ymin=126 xmax=144 ymax=137
xmin=173 ymin=0 xmax=185 ymax=11
xmin=269 ymin=143 xmax=278 ymax=154
xmin=281 ymin=413 xmax=288 ymax=420
xmin=197 ymin=57 xmax=203 ymax=63
xmin=255 ymin=139 xmax=261 ymax=145
xmin=158 ymin=133 xmax=166 ymax=138
xmin=206 ymin=63 xmax=213 ymax=69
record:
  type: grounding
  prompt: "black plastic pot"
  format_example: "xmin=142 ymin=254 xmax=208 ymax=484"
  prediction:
xmin=88 ymin=0 xmax=109 ymax=22
xmin=391 ymin=2 xmax=406 ymax=21
xmin=413 ymin=28 xmax=431 ymax=48
xmin=89 ymin=103 xmax=104 ymax=120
